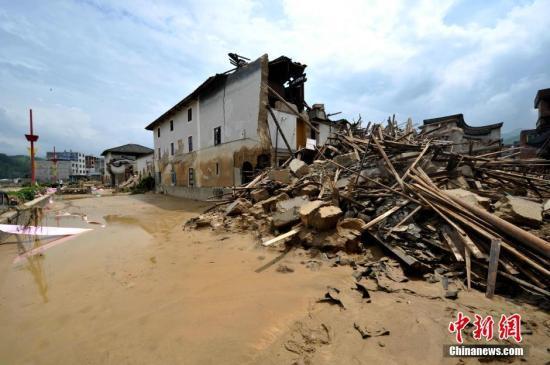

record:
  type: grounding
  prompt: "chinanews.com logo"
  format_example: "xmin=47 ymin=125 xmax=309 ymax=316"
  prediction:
xmin=444 ymin=312 xmax=527 ymax=358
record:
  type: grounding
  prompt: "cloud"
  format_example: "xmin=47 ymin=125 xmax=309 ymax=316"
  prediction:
xmin=0 ymin=0 xmax=549 ymax=157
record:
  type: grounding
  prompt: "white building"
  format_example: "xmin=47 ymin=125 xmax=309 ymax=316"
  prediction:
xmin=145 ymin=54 xmax=334 ymax=199
xmin=46 ymin=150 xmax=86 ymax=179
xmin=100 ymin=144 xmax=154 ymax=186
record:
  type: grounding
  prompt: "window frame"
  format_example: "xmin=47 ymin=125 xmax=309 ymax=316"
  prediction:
xmin=214 ymin=126 xmax=221 ymax=146
xmin=170 ymin=142 xmax=174 ymax=156
xmin=187 ymin=108 xmax=192 ymax=122
xmin=188 ymin=136 xmax=193 ymax=152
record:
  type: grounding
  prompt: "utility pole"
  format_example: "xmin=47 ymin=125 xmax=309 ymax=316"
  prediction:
xmin=25 ymin=109 xmax=39 ymax=185
xmin=51 ymin=146 xmax=59 ymax=184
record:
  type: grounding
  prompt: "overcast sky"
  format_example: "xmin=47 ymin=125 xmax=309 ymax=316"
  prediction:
xmin=1 ymin=0 xmax=549 ymax=157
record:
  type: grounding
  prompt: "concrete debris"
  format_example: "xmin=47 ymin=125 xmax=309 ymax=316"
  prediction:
xmin=225 ymin=198 xmax=251 ymax=216
xmin=289 ymin=159 xmax=310 ymax=178
xmin=310 ymin=206 xmax=343 ymax=231
xmin=268 ymin=168 xmax=291 ymax=184
xmin=445 ymin=188 xmax=491 ymax=210
xmin=261 ymin=193 xmax=289 ymax=213
xmin=195 ymin=118 xmax=550 ymax=305
xmin=495 ymin=196 xmax=543 ymax=228
xmin=250 ymin=188 xmax=269 ymax=203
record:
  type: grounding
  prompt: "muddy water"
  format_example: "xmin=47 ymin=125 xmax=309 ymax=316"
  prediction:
xmin=0 ymin=194 xmax=351 ymax=364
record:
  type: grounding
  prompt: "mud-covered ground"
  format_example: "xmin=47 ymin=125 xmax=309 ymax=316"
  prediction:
xmin=0 ymin=194 xmax=548 ymax=364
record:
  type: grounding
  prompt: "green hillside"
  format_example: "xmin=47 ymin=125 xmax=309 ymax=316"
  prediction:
xmin=0 ymin=154 xmax=32 ymax=179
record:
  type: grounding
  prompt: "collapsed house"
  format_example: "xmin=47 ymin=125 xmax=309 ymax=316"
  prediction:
xmin=520 ymin=88 xmax=550 ymax=159
xmin=101 ymin=144 xmax=154 ymax=187
xmin=421 ymin=114 xmax=502 ymax=155
xmin=145 ymin=54 xmax=336 ymax=199
xmin=187 ymin=118 xmax=550 ymax=304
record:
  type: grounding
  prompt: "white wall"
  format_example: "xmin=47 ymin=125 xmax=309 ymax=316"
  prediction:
xmin=199 ymin=60 xmax=262 ymax=149
xmin=136 ymin=153 xmax=154 ymax=176
xmin=268 ymin=109 xmax=297 ymax=149
xmin=153 ymin=100 xmax=199 ymax=164
xmin=317 ymin=122 xmax=332 ymax=145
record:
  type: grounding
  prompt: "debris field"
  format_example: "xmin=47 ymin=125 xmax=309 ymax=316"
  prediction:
xmin=187 ymin=118 xmax=550 ymax=306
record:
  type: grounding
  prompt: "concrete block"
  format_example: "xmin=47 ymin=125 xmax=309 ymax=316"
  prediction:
xmin=250 ymin=188 xmax=269 ymax=203
xmin=225 ymin=198 xmax=252 ymax=216
xmin=289 ymin=159 xmax=310 ymax=178
xmin=268 ymin=169 xmax=291 ymax=184
xmin=495 ymin=196 xmax=542 ymax=227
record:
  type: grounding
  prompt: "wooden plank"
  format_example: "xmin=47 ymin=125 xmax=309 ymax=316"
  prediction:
xmin=441 ymin=230 xmax=464 ymax=262
xmin=371 ymin=135 xmax=405 ymax=191
xmin=464 ymin=246 xmax=472 ymax=290
xmin=261 ymin=227 xmax=301 ymax=246
xmin=364 ymin=200 xmax=410 ymax=230
xmin=485 ymin=238 xmax=501 ymax=299
xmin=267 ymin=85 xmax=320 ymax=133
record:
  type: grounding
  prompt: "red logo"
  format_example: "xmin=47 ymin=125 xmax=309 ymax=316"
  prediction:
xmin=449 ymin=312 xmax=522 ymax=344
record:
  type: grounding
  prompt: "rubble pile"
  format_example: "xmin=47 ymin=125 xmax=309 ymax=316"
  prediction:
xmin=188 ymin=119 xmax=550 ymax=302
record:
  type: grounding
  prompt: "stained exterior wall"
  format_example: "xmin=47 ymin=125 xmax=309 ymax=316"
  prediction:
xmin=199 ymin=58 xmax=263 ymax=147
xmin=154 ymin=56 xmax=269 ymax=193
xmin=136 ymin=153 xmax=154 ymax=177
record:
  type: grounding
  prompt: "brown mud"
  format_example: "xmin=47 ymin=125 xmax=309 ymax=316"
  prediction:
xmin=0 ymin=194 xmax=548 ymax=364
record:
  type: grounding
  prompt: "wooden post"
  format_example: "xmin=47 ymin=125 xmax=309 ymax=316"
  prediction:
xmin=486 ymin=238 xmax=501 ymax=299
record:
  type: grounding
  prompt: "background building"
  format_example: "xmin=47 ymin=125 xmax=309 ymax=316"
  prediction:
xmin=101 ymin=144 xmax=153 ymax=186
xmin=46 ymin=150 xmax=86 ymax=180
xmin=421 ymin=114 xmax=502 ymax=155
xmin=36 ymin=160 xmax=71 ymax=184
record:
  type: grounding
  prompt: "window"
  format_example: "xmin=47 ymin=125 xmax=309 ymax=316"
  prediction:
xmin=187 ymin=108 xmax=192 ymax=122
xmin=214 ymin=126 xmax=221 ymax=146
xmin=157 ymin=148 xmax=161 ymax=159
xmin=310 ymin=123 xmax=319 ymax=140
xmin=188 ymin=136 xmax=193 ymax=152
xmin=171 ymin=171 xmax=176 ymax=185
xmin=215 ymin=162 xmax=220 ymax=176
xmin=188 ymin=168 xmax=195 ymax=187
xmin=170 ymin=142 xmax=174 ymax=156
xmin=170 ymin=120 xmax=174 ymax=131
xmin=157 ymin=127 xmax=160 ymax=138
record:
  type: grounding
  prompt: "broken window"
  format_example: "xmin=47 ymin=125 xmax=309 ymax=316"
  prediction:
xmin=170 ymin=120 xmax=174 ymax=131
xmin=188 ymin=136 xmax=193 ymax=152
xmin=311 ymin=123 xmax=319 ymax=141
xmin=188 ymin=108 xmax=192 ymax=122
xmin=188 ymin=168 xmax=195 ymax=187
xmin=157 ymin=127 xmax=160 ymax=138
xmin=170 ymin=142 xmax=174 ymax=156
xmin=214 ymin=126 xmax=221 ymax=146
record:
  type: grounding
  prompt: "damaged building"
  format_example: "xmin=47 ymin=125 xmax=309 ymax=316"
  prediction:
xmin=421 ymin=114 xmax=502 ymax=154
xmin=101 ymin=144 xmax=154 ymax=187
xmin=519 ymin=88 xmax=550 ymax=159
xmin=145 ymin=54 xmax=335 ymax=199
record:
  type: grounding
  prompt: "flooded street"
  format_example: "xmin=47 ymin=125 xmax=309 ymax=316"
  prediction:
xmin=0 ymin=194 xmax=351 ymax=364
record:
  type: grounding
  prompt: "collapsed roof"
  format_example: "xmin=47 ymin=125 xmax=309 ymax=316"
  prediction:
xmin=101 ymin=144 xmax=153 ymax=156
